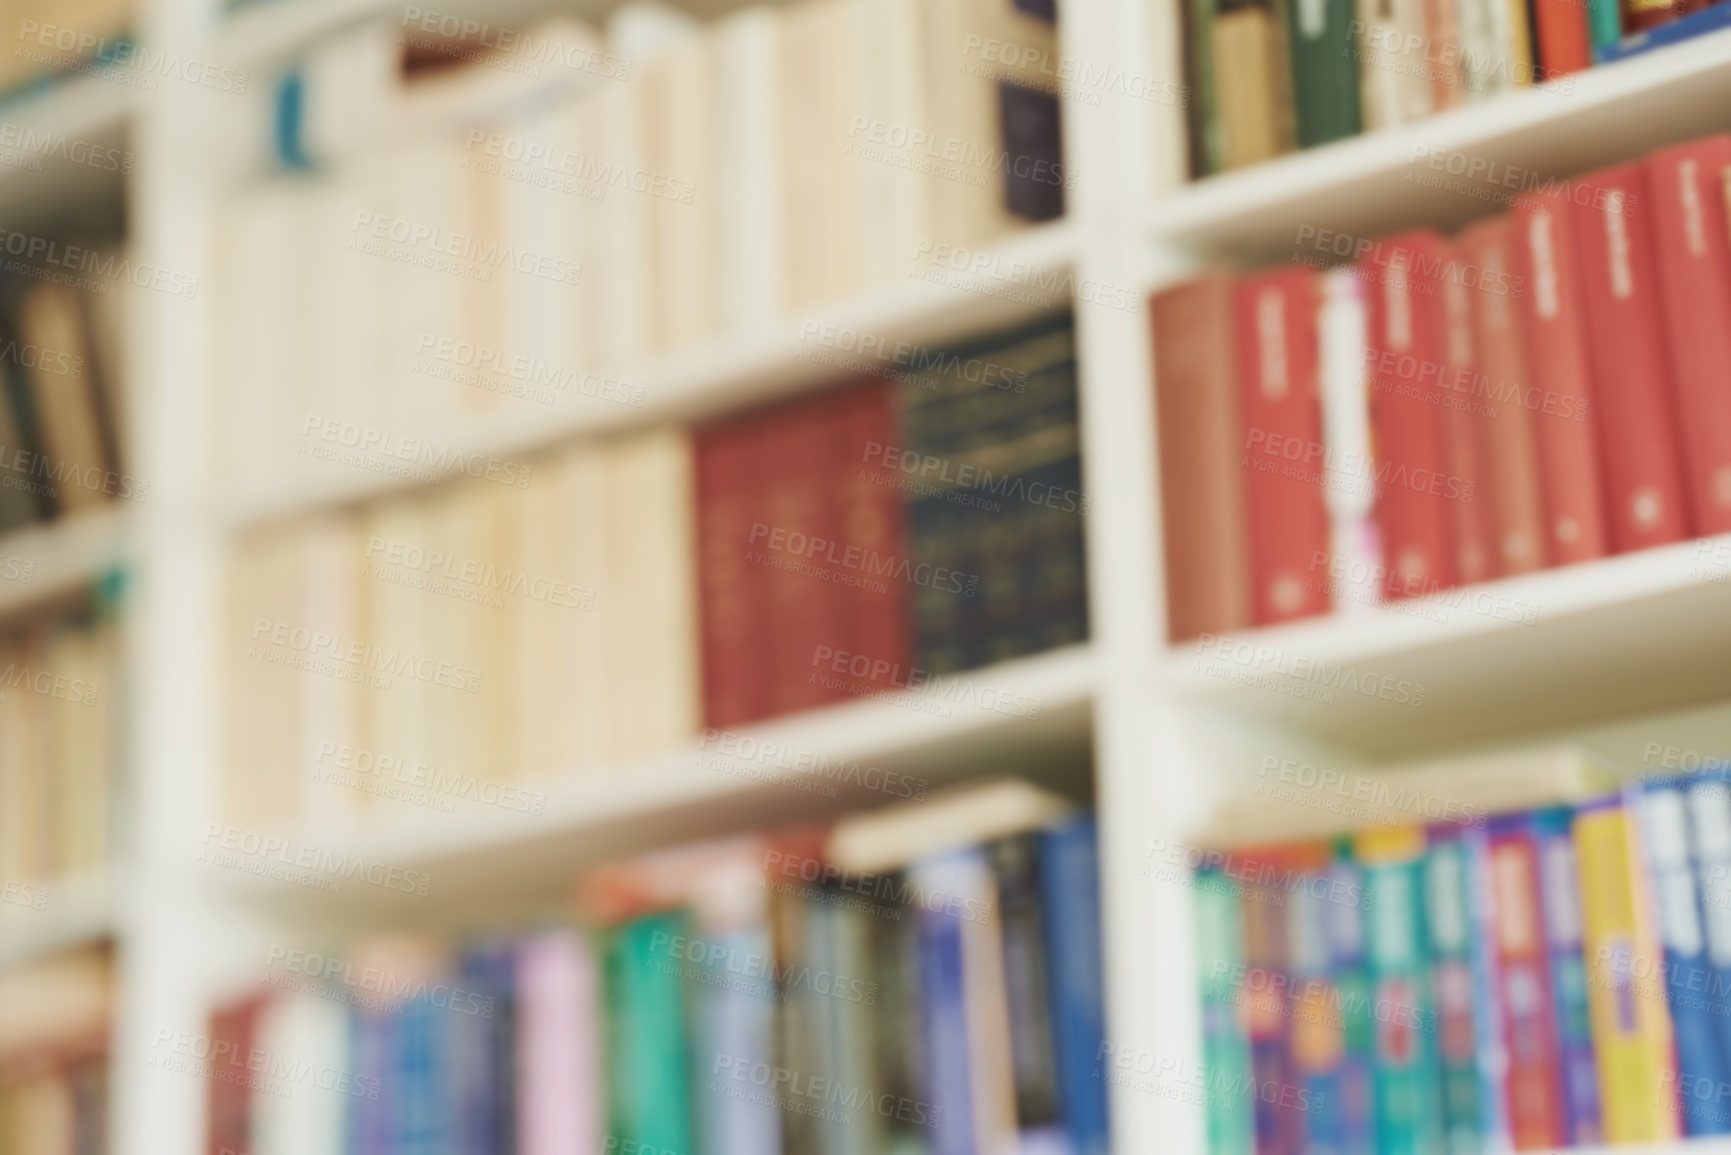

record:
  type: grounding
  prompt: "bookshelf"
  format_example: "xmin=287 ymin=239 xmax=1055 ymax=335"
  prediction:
xmin=0 ymin=0 xmax=1717 ymax=1150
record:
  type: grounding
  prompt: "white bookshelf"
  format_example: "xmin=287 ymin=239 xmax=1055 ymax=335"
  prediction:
xmin=0 ymin=0 xmax=1716 ymax=1152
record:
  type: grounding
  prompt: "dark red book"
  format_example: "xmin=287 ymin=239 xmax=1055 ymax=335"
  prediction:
xmin=1532 ymin=0 xmax=1593 ymax=76
xmin=1364 ymin=231 xmax=1458 ymax=600
xmin=1437 ymin=241 xmax=1500 ymax=586
xmin=1234 ymin=265 xmax=1331 ymax=625
xmin=694 ymin=416 xmax=771 ymax=728
xmin=1487 ymin=818 xmax=1569 ymax=1149
xmin=1512 ymin=192 xmax=1611 ymax=566
xmin=1649 ymin=136 xmax=1731 ymax=537
xmin=206 ymin=994 xmax=268 ymax=1155
xmin=1570 ymin=161 xmax=1694 ymax=553
xmin=756 ymin=394 xmax=846 ymax=717
xmin=830 ymin=381 xmax=914 ymax=696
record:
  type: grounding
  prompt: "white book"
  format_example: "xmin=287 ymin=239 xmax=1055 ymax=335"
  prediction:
xmin=382 ymin=139 xmax=466 ymax=439
xmin=586 ymin=79 xmax=653 ymax=371
xmin=359 ymin=496 xmax=431 ymax=790
xmin=1318 ymin=267 xmax=1382 ymax=617
xmin=715 ymin=8 xmax=786 ymax=332
xmin=503 ymin=96 xmax=589 ymax=398
xmin=559 ymin=445 xmax=612 ymax=770
xmin=299 ymin=18 xmax=399 ymax=165
xmin=849 ymin=0 xmax=930 ymax=291
xmin=646 ymin=33 xmax=722 ymax=353
xmin=249 ymin=991 xmax=348 ymax=1155
xmin=299 ymin=512 xmax=364 ymax=836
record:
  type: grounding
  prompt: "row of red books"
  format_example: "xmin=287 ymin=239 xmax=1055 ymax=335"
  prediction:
xmin=1152 ymin=134 xmax=1731 ymax=641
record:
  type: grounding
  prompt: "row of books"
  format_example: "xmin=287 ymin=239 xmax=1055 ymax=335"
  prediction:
xmin=218 ymin=0 xmax=1064 ymax=493
xmin=0 ymin=0 xmax=132 ymax=96
xmin=0 ymin=273 xmax=131 ymax=537
xmin=1194 ymin=750 xmax=1731 ymax=1155
xmin=0 ymin=607 xmax=120 ymax=888
xmin=0 ymin=948 xmax=112 ymax=1155
xmin=1182 ymin=0 xmax=1728 ymax=176
xmin=222 ymin=315 xmax=1087 ymax=828
xmin=204 ymin=779 xmax=1108 ymax=1155
xmin=1153 ymin=133 xmax=1731 ymax=638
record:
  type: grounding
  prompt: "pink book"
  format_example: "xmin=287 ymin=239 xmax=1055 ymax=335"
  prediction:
xmin=517 ymin=930 xmax=602 ymax=1155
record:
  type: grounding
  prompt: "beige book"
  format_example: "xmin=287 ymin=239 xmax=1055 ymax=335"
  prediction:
xmin=586 ymin=79 xmax=654 ymax=370
xmin=223 ymin=528 xmax=307 ymax=830
xmin=716 ymin=7 xmax=787 ymax=331
xmin=827 ymin=778 xmax=1076 ymax=875
xmin=0 ymin=636 xmax=29 ymax=882
xmin=298 ymin=512 xmax=364 ymax=836
xmin=560 ymin=444 xmax=612 ymax=771
xmin=504 ymin=465 xmax=561 ymax=779
xmin=957 ymin=859 xmax=1019 ymax=1152
xmin=454 ymin=136 xmax=512 ymax=419
xmin=1394 ymin=0 xmax=1437 ymax=119
xmin=16 ymin=284 xmax=112 ymax=516
xmin=1212 ymin=9 xmax=1286 ymax=170
xmin=306 ymin=159 xmax=390 ymax=439
xmin=80 ymin=248 xmax=131 ymax=477
xmin=601 ymin=429 xmax=699 ymax=762
xmin=412 ymin=484 xmax=487 ymax=789
xmin=382 ymin=140 xmax=465 ymax=437
xmin=503 ymin=96 xmax=589 ymax=393
xmin=357 ymin=497 xmax=431 ymax=795
xmin=1197 ymin=746 xmax=1620 ymax=848
xmin=4 ymin=0 xmax=131 ymax=90
xmin=44 ymin=625 xmax=100 ymax=877
xmin=779 ymin=0 xmax=864 ymax=308
xmin=1354 ymin=0 xmax=1407 ymax=130
xmin=646 ymin=34 xmax=722 ymax=353
xmin=0 ymin=948 xmax=111 ymax=1065
xmin=849 ymin=0 xmax=932 ymax=290
xmin=6 ymin=1070 xmax=76 ymax=1155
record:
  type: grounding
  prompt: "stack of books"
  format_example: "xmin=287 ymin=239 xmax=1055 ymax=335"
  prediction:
xmin=0 ymin=270 xmax=133 ymax=537
xmin=1153 ymin=133 xmax=1731 ymax=640
xmin=1181 ymin=0 xmax=1731 ymax=174
xmin=216 ymin=0 xmax=1066 ymax=492
xmin=0 ymin=604 xmax=122 ymax=889
xmin=1192 ymin=747 xmax=1731 ymax=1154
xmin=203 ymin=779 xmax=1109 ymax=1155
xmin=222 ymin=314 xmax=1088 ymax=829
xmin=0 ymin=948 xmax=112 ymax=1154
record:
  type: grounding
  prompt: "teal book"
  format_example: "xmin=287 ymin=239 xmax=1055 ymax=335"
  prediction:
xmin=1285 ymin=0 xmax=1362 ymax=148
xmin=604 ymin=912 xmax=695 ymax=1155
xmin=1196 ymin=869 xmax=1254 ymax=1155
xmin=1354 ymin=828 xmax=1444 ymax=1155
xmin=1587 ymin=0 xmax=1622 ymax=50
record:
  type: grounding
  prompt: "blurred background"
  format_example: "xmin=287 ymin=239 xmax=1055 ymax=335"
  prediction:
xmin=5 ymin=0 xmax=1731 ymax=1152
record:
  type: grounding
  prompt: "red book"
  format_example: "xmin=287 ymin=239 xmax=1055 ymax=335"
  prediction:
xmin=1234 ymin=266 xmax=1331 ymax=625
xmin=1459 ymin=217 xmax=1549 ymax=576
xmin=206 ymin=994 xmax=269 ymax=1155
xmin=1487 ymin=820 xmax=1569 ymax=1149
xmin=1512 ymin=192 xmax=1610 ymax=566
xmin=1437 ymin=241 xmax=1500 ymax=586
xmin=1364 ymin=231 xmax=1458 ymax=600
xmin=1532 ymin=0 xmax=1592 ymax=77
xmin=694 ymin=417 xmax=771 ymax=728
xmin=1649 ymin=136 xmax=1731 ymax=537
xmin=1570 ymin=162 xmax=1694 ymax=553
xmin=755 ymin=394 xmax=846 ymax=717
xmin=830 ymin=381 xmax=914 ymax=696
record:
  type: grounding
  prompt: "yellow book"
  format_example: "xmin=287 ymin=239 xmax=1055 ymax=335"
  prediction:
xmin=1575 ymin=797 xmax=1679 ymax=1144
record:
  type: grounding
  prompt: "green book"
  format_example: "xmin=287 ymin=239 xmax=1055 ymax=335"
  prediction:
xmin=604 ymin=912 xmax=694 ymax=1155
xmin=1286 ymin=0 xmax=1362 ymax=147
xmin=1356 ymin=829 xmax=1444 ymax=1155
xmin=1587 ymin=0 xmax=1622 ymax=50
xmin=1195 ymin=870 xmax=1254 ymax=1155
xmin=1185 ymin=0 xmax=1223 ymax=176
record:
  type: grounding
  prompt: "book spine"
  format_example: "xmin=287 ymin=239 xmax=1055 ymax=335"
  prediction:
xmin=1588 ymin=0 xmax=1624 ymax=44
xmin=1040 ymin=817 xmax=1110 ymax=1155
xmin=1287 ymin=0 xmax=1363 ymax=147
xmin=1531 ymin=0 xmax=1594 ymax=71
xmin=1235 ymin=266 xmax=1332 ymax=625
xmin=1637 ymin=780 xmax=1731 ymax=1136
xmin=1486 ymin=816 xmax=1568 ymax=1148
xmin=1459 ymin=217 xmax=1548 ymax=576
xmin=1197 ymin=869 xmax=1257 ymax=1155
xmin=1281 ymin=849 xmax=1347 ymax=1155
xmin=1423 ymin=830 xmax=1485 ymax=1155
xmin=1317 ymin=269 xmax=1383 ymax=616
xmin=988 ymin=834 xmax=1062 ymax=1138
xmin=1365 ymin=233 xmax=1459 ymax=600
xmin=516 ymin=931 xmax=600 ymax=1155
xmin=1438 ymin=243 xmax=1499 ymax=585
xmin=1240 ymin=866 xmax=1303 ymax=1155
xmin=1512 ymin=194 xmax=1610 ymax=565
xmin=1151 ymin=276 xmax=1253 ymax=641
xmin=915 ymin=854 xmax=980 ymax=1155
xmin=1529 ymin=807 xmax=1603 ymax=1146
xmin=611 ymin=913 xmax=695 ymax=1153
xmin=1574 ymin=798 xmax=1680 ymax=1143
xmin=1354 ymin=827 xmax=1444 ymax=1155
xmin=1323 ymin=841 xmax=1376 ymax=1155
xmin=1424 ymin=0 xmax=1470 ymax=108
xmin=1463 ymin=826 xmax=1512 ymax=1151
xmin=1687 ymin=771 xmax=1731 ymax=1102
xmin=694 ymin=421 xmax=770 ymax=727
xmin=1570 ymin=162 xmax=1694 ymax=553
xmin=1648 ymin=136 xmax=1731 ymax=536
xmin=832 ymin=382 xmax=915 ymax=695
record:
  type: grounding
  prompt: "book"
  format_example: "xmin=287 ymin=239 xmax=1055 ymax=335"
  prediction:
xmin=1041 ymin=816 xmax=1110 ymax=1155
xmin=1574 ymin=796 xmax=1679 ymax=1143
xmin=990 ymin=833 xmax=1065 ymax=1149
xmin=1529 ymin=806 xmax=1603 ymax=1146
xmin=1150 ymin=274 xmax=1253 ymax=642
xmin=831 ymin=382 xmax=915 ymax=696
xmin=1283 ymin=842 xmax=1350 ymax=1155
xmin=1423 ymin=0 xmax=1471 ymax=108
xmin=1648 ymin=136 xmax=1731 ymax=536
xmin=1324 ymin=839 xmax=1378 ymax=1155
xmin=1686 ymin=770 xmax=1731 ymax=1100
xmin=604 ymin=912 xmax=695 ymax=1153
xmin=1437 ymin=244 xmax=1499 ymax=586
xmin=827 ymin=778 xmax=1076 ymax=875
xmin=1239 ymin=848 xmax=1302 ymax=1155
xmin=1317 ymin=268 xmax=1382 ymax=617
xmin=1511 ymin=191 xmax=1610 ymax=566
xmin=1424 ymin=826 xmax=1487 ymax=1155
xmin=1596 ymin=0 xmax=1731 ymax=59
xmin=694 ymin=414 xmax=772 ymax=728
xmin=1214 ymin=0 xmax=1295 ymax=168
xmin=1587 ymin=0 xmax=1625 ymax=48
xmin=13 ymin=283 xmax=115 ymax=517
xmin=1569 ymin=161 xmax=1694 ymax=554
xmin=516 ymin=931 xmax=602 ymax=1154
xmin=1287 ymin=0 xmax=1363 ymax=146
xmin=1530 ymin=0 xmax=1594 ymax=74
xmin=1234 ymin=265 xmax=1331 ymax=624
xmin=1197 ymin=869 xmax=1257 ymax=1155
xmin=1184 ymin=0 xmax=1224 ymax=175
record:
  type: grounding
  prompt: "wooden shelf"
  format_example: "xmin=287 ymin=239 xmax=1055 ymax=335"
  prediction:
xmin=205 ymin=643 xmax=1095 ymax=917
xmin=1164 ymin=534 xmax=1731 ymax=757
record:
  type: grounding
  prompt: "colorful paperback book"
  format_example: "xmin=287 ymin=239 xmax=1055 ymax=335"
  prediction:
xmin=1423 ymin=827 xmax=1485 ymax=1155
xmin=1198 ymin=869 xmax=1256 ymax=1155
xmin=1353 ymin=827 xmax=1444 ymax=1155
xmin=1463 ymin=827 xmax=1511 ymax=1152
xmin=1485 ymin=814 xmax=1567 ymax=1148
xmin=1241 ymin=853 xmax=1303 ymax=1155
xmin=1284 ymin=845 xmax=1346 ymax=1155
xmin=1322 ymin=839 xmax=1375 ymax=1155
xmin=1529 ymin=807 xmax=1602 ymax=1146
xmin=1685 ymin=769 xmax=1731 ymax=1085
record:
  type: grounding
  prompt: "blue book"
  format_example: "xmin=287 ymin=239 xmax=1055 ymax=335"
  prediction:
xmin=1686 ymin=770 xmax=1731 ymax=1094
xmin=1636 ymin=776 xmax=1731 ymax=1136
xmin=915 ymin=851 xmax=981 ymax=1155
xmin=1421 ymin=827 xmax=1484 ymax=1155
xmin=1529 ymin=808 xmax=1602 ymax=1146
xmin=694 ymin=921 xmax=782 ymax=1155
xmin=390 ymin=996 xmax=457 ymax=1155
xmin=348 ymin=1006 xmax=393 ymax=1155
xmin=1286 ymin=866 xmax=1344 ymax=1155
xmin=1595 ymin=2 xmax=1731 ymax=62
xmin=1321 ymin=842 xmax=1375 ymax=1155
xmin=1039 ymin=817 xmax=1109 ymax=1155
xmin=456 ymin=942 xmax=515 ymax=1155
xmin=1462 ymin=826 xmax=1510 ymax=1152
